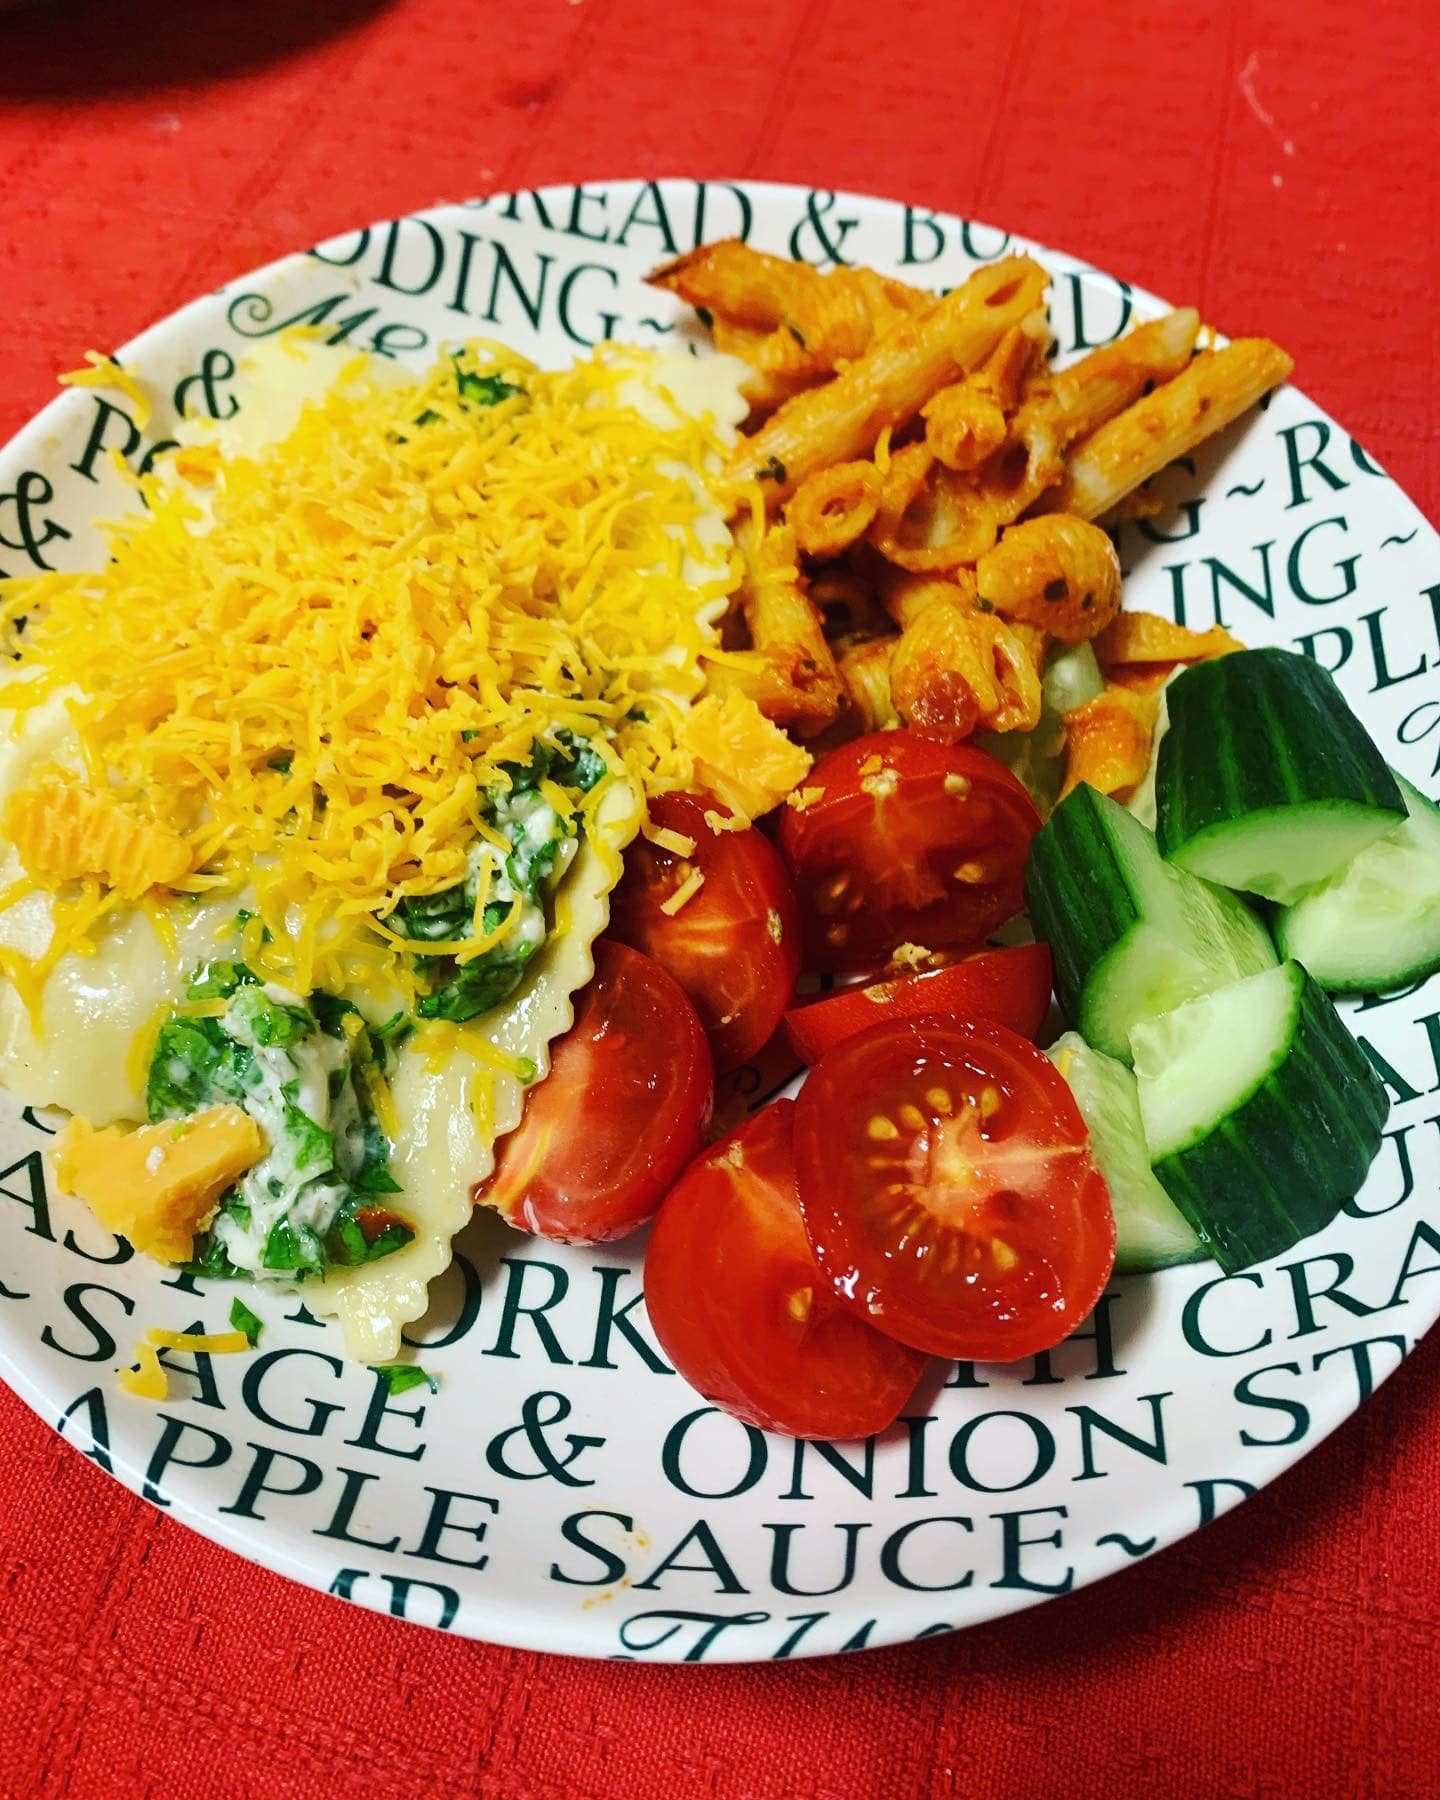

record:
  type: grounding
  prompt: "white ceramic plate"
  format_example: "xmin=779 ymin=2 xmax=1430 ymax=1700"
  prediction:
xmin=1 ymin=180 xmax=1436 ymax=1663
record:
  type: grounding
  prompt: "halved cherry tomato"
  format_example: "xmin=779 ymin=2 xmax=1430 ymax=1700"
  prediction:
xmin=778 ymin=733 xmax=1041 ymax=971
xmin=475 ymin=940 xmax=712 ymax=1242
xmin=609 ymin=792 xmax=801 ymax=1069
xmin=794 ymin=1016 xmax=1115 ymax=1362
xmin=783 ymin=943 xmax=1054 ymax=1064
xmin=643 ymin=1101 xmax=929 ymax=1439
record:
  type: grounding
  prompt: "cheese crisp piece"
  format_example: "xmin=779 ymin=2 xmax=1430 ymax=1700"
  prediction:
xmin=5 ymin=773 xmax=191 ymax=896
xmin=55 ymin=1104 xmax=265 ymax=1263
xmin=679 ymin=690 xmax=812 ymax=821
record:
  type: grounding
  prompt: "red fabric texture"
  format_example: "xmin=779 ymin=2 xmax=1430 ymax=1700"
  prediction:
xmin=1 ymin=0 xmax=1438 ymax=1792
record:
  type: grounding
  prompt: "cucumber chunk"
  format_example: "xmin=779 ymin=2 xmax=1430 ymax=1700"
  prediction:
xmin=1156 ymin=648 xmax=1405 ymax=903
xmin=1276 ymin=773 xmax=1440 ymax=992
xmin=1024 ymin=783 xmax=1277 ymax=1063
xmin=1047 ymin=1031 xmax=1205 ymax=1272
xmin=1131 ymin=961 xmax=1389 ymax=1271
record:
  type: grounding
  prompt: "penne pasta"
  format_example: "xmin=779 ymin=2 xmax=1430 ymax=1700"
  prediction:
xmin=1094 ymin=609 xmax=1243 ymax=667
xmin=1036 ymin=337 xmax=1294 ymax=521
xmin=726 ymin=255 xmax=1049 ymax=504
xmin=789 ymin=461 xmax=884 ymax=559
xmin=653 ymin=241 xmax=932 ymax=414
xmin=712 ymin=318 xmax=822 ymax=413
xmin=889 ymin=594 xmax=1043 ymax=742
xmin=648 ymin=238 xmax=927 ymax=332
xmin=923 ymin=382 xmax=1008 ymax=472
xmin=647 ymin=238 xmax=1292 ymax=768
xmin=649 ymin=239 xmax=833 ymax=328
xmin=875 ymin=565 xmax=978 ymax=632
xmin=1020 ymin=308 xmax=1201 ymax=450
xmin=835 ymin=633 xmax=901 ymax=733
xmin=868 ymin=444 xmax=1003 ymax=573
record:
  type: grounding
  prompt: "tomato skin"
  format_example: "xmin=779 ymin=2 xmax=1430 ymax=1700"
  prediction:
xmin=609 ymin=793 xmax=801 ymax=1069
xmin=793 ymin=1015 xmax=1115 ymax=1362
xmin=643 ymin=1101 xmax=929 ymax=1439
xmin=778 ymin=732 xmax=1041 ymax=971
xmin=476 ymin=940 xmax=713 ymax=1243
xmin=783 ymin=943 xmax=1054 ymax=1064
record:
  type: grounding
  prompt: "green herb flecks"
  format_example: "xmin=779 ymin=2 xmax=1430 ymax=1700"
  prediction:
xmin=185 ymin=959 xmax=258 ymax=1002
xmin=416 ymin=936 xmax=538 ymax=1024
xmin=371 ymin=1363 xmax=438 ymax=1396
xmin=414 ymin=359 xmax=525 ymax=428
xmin=229 ymin=1297 xmax=263 ymax=1346
xmin=392 ymin=732 xmax=601 ymax=1024
xmin=456 ymin=369 xmax=523 ymax=409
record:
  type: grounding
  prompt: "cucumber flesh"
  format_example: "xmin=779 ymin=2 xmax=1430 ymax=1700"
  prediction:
xmin=1047 ymin=1031 xmax=1205 ymax=1272
xmin=1024 ymin=783 xmax=1277 ymax=1064
xmin=1131 ymin=961 xmax=1389 ymax=1271
xmin=1157 ymin=648 xmax=1405 ymax=904
xmin=1132 ymin=963 xmax=1300 ymax=1160
xmin=1168 ymin=801 xmax=1404 ymax=905
xmin=1276 ymin=773 xmax=1440 ymax=992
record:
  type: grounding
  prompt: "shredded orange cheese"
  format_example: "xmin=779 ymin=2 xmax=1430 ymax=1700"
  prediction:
xmin=117 ymin=1339 xmax=166 ymax=1399
xmin=642 ymin=821 xmax=698 ymax=857
xmin=658 ymin=865 xmax=705 ymax=916
xmin=60 ymin=352 xmax=152 ymax=432
xmin=146 ymin=1328 xmax=250 ymax=1354
xmin=785 ymin=785 xmax=825 ymax=813
xmin=117 ymin=1325 xmax=252 ymax=1400
xmin=0 ymin=342 xmax=741 ymax=1006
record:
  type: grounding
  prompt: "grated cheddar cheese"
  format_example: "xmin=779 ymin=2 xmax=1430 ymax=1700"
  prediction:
xmin=0 ymin=340 xmax=747 ymax=1010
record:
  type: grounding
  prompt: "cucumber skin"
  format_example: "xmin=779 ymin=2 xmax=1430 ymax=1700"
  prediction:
xmin=1156 ymin=648 xmax=1404 ymax=878
xmin=1149 ymin=966 xmax=1389 ymax=1272
xmin=1025 ymin=783 xmax=1134 ymax=1033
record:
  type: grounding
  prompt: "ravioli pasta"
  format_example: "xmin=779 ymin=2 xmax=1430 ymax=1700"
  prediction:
xmin=0 ymin=336 xmax=746 ymax=1361
xmin=314 ymin=780 xmax=639 ymax=1361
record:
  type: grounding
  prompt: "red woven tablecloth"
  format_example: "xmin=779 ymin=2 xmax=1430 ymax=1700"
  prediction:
xmin=2 ymin=2 xmax=1438 ymax=1793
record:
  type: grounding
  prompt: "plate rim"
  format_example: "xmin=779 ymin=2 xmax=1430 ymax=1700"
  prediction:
xmin=0 ymin=175 xmax=1435 ymax=1661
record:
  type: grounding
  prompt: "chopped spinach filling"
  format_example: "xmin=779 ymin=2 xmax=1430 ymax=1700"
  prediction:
xmin=413 ymin=356 xmax=525 ymax=428
xmin=392 ymin=731 xmax=602 ymax=1024
xmin=156 ymin=730 xmax=605 ymax=1280
xmin=150 ymin=960 xmax=412 ymax=1283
